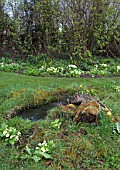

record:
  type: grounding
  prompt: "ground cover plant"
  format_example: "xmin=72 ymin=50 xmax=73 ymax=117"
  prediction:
xmin=0 ymin=55 xmax=120 ymax=77
xmin=0 ymin=71 xmax=120 ymax=169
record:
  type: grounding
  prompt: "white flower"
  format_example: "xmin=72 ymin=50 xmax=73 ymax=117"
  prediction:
xmin=38 ymin=143 xmax=42 ymax=146
xmin=18 ymin=131 xmax=21 ymax=135
xmin=57 ymin=67 xmax=64 ymax=72
xmin=43 ymin=140 xmax=47 ymax=146
xmin=47 ymin=67 xmax=57 ymax=73
xmin=68 ymin=65 xmax=77 ymax=69
xmin=9 ymin=128 xmax=13 ymax=132
xmin=39 ymin=66 xmax=44 ymax=71
xmin=10 ymin=135 xmax=14 ymax=139
xmin=117 ymin=66 xmax=120 ymax=72
xmin=3 ymin=130 xmax=8 ymax=135
xmin=101 ymin=64 xmax=107 ymax=67
xmin=6 ymin=133 xmax=10 ymax=137
xmin=41 ymin=147 xmax=46 ymax=152
xmin=15 ymin=136 xmax=19 ymax=141
xmin=36 ymin=147 xmax=39 ymax=150
xmin=70 ymin=69 xmax=81 ymax=76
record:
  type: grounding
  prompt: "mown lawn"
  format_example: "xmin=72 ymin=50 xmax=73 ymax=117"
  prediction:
xmin=0 ymin=71 xmax=120 ymax=170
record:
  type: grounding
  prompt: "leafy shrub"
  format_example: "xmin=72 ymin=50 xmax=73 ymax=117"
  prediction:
xmin=27 ymin=54 xmax=47 ymax=64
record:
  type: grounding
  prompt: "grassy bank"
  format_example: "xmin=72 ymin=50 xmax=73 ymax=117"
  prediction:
xmin=0 ymin=71 xmax=120 ymax=169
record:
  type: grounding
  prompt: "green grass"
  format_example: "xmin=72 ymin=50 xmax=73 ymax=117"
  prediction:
xmin=0 ymin=71 xmax=120 ymax=170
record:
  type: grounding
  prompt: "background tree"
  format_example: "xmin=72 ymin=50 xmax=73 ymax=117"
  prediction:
xmin=0 ymin=0 xmax=120 ymax=58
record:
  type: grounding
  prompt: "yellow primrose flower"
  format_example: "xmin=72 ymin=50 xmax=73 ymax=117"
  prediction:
xmin=80 ymin=85 xmax=83 ymax=88
xmin=107 ymin=111 xmax=112 ymax=117
xmin=86 ymin=89 xmax=89 ymax=93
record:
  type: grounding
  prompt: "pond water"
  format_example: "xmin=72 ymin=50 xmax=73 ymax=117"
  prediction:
xmin=17 ymin=99 xmax=67 ymax=122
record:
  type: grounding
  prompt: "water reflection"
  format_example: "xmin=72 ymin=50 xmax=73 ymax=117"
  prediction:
xmin=17 ymin=100 xmax=67 ymax=122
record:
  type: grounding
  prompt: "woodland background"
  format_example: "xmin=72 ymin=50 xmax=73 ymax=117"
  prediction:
xmin=0 ymin=0 xmax=120 ymax=59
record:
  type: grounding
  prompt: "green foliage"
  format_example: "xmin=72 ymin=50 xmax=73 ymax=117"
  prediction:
xmin=24 ymin=68 xmax=40 ymax=76
xmin=113 ymin=86 xmax=120 ymax=92
xmin=0 ymin=123 xmax=21 ymax=145
xmin=0 ymin=56 xmax=120 ymax=77
xmin=0 ymin=0 xmax=120 ymax=57
xmin=51 ymin=119 xmax=61 ymax=129
xmin=27 ymin=54 xmax=47 ymax=65
xmin=0 ymin=62 xmax=21 ymax=72
xmin=7 ymin=117 xmax=32 ymax=134
xmin=21 ymin=140 xmax=55 ymax=162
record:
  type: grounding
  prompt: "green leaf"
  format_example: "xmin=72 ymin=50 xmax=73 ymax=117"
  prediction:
xmin=1 ymin=123 xmax=7 ymax=129
xmin=9 ymin=139 xmax=15 ymax=145
xmin=32 ymin=155 xmax=41 ymax=162
xmin=116 ymin=122 xmax=120 ymax=134
xmin=5 ymin=138 xmax=9 ymax=142
xmin=39 ymin=152 xmax=52 ymax=159
xmin=0 ymin=133 xmax=4 ymax=137
xmin=21 ymin=154 xmax=31 ymax=159
xmin=26 ymin=145 xmax=32 ymax=155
